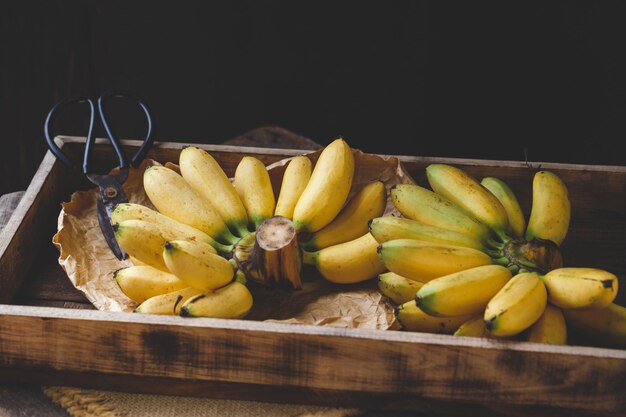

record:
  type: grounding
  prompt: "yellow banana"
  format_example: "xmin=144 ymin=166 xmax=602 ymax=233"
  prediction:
xmin=114 ymin=219 xmax=169 ymax=271
xmin=480 ymin=177 xmax=526 ymax=238
xmin=274 ymin=156 xmax=312 ymax=219
xmin=180 ymin=281 xmax=253 ymax=319
xmin=179 ymin=146 xmax=250 ymax=238
xmin=163 ymin=240 xmax=234 ymax=292
xmin=377 ymin=239 xmax=492 ymax=282
xmin=129 ymin=256 xmax=146 ymax=266
xmin=426 ymin=164 xmax=509 ymax=237
xmin=134 ymin=287 xmax=202 ymax=315
xmin=377 ymin=272 xmax=424 ymax=304
xmin=233 ymin=156 xmax=276 ymax=230
xmin=292 ymin=137 xmax=355 ymax=233
xmin=416 ymin=265 xmax=512 ymax=317
xmin=484 ymin=272 xmax=547 ymax=337
xmin=542 ymin=267 xmax=618 ymax=309
xmin=369 ymin=216 xmax=487 ymax=251
xmin=563 ymin=303 xmax=626 ymax=348
xmin=115 ymin=265 xmax=186 ymax=303
xmin=395 ymin=301 xmax=473 ymax=334
xmin=111 ymin=203 xmax=231 ymax=254
xmin=525 ymin=170 xmax=570 ymax=246
xmin=526 ymin=304 xmax=567 ymax=345
xmin=302 ymin=233 xmax=386 ymax=284
xmin=301 ymin=181 xmax=386 ymax=251
xmin=143 ymin=166 xmax=237 ymax=244
xmin=390 ymin=184 xmax=493 ymax=244
xmin=454 ymin=316 xmax=489 ymax=338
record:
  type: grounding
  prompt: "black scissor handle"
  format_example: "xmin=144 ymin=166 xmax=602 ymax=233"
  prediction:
xmin=97 ymin=91 xmax=154 ymax=168
xmin=44 ymin=97 xmax=96 ymax=174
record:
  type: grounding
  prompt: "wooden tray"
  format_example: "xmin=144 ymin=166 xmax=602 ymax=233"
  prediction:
xmin=1 ymin=136 xmax=625 ymax=416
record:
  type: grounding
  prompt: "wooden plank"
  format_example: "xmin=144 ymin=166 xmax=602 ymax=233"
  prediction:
xmin=0 ymin=369 xmax=617 ymax=417
xmin=0 ymin=305 xmax=624 ymax=413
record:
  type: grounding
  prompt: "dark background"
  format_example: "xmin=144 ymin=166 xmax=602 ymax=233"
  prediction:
xmin=2 ymin=1 xmax=626 ymax=195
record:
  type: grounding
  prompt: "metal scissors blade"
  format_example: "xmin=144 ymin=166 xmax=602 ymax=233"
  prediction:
xmin=89 ymin=171 xmax=129 ymax=261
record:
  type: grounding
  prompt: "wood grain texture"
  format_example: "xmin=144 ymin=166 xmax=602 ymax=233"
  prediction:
xmin=0 ymin=305 xmax=624 ymax=413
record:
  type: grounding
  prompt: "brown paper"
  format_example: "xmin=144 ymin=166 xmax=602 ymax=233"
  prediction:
xmin=53 ymin=149 xmax=415 ymax=329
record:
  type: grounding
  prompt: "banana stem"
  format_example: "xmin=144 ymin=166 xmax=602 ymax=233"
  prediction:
xmin=485 ymin=248 xmax=503 ymax=258
xmin=493 ymin=229 xmax=513 ymax=244
xmin=492 ymin=256 xmax=511 ymax=267
xmin=301 ymin=250 xmax=316 ymax=266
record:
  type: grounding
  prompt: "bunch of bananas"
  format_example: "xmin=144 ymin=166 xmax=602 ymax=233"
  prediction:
xmin=111 ymin=137 xmax=391 ymax=318
xmin=373 ymin=164 xmax=625 ymax=348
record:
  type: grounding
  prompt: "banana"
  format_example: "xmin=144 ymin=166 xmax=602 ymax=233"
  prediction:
xmin=274 ymin=156 xmax=312 ymax=219
xmin=484 ymin=272 xmax=547 ymax=337
xmin=143 ymin=166 xmax=238 ymax=244
xmin=134 ymin=287 xmax=202 ymax=315
xmin=416 ymin=265 xmax=512 ymax=317
xmin=115 ymin=265 xmax=187 ymax=303
xmin=378 ymin=272 xmax=424 ymax=304
xmin=480 ymin=177 xmax=526 ymax=238
xmin=129 ymin=256 xmax=146 ymax=266
xmin=426 ymin=164 xmax=509 ymax=237
xmin=163 ymin=240 xmax=234 ymax=292
xmin=301 ymin=181 xmax=386 ymax=251
xmin=390 ymin=184 xmax=493 ymax=245
xmin=292 ymin=137 xmax=355 ymax=233
xmin=395 ymin=301 xmax=474 ymax=334
xmin=233 ymin=156 xmax=276 ymax=230
xmin=454 ymin=316 xmax=489 ymax=338
xmin=563 ymin=303 xmax=626 ymax=348
xmin=542 ymin=267 xmax=618 ymax=309
xmin=525 ymin=170 xmax=570 ymax=246
xmin=302 ymin=233 xmax=386 ymax=284
xmin=180 ymin=281 xmax=253 ymax=319
xmin=114 ymin=219 xmax=170 ymax=271
xmin=111 ymin=203 xmax=231 ymax=254
xmin=369 ymin=216 xmax=487 ymax=251
xmin=526 ymin=304 xmax=567 ymax=345
xmin=179 ymin=146 xmax=250 ymax=237
xmin=377 ymin=239 xmax=492 ymax=282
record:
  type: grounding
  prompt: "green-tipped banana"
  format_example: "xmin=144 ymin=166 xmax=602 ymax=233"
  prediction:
xmin=390 ymin=184 xmax=494 ymax=245
xmin=302 ymin=233 xmax=386 ymax=284
xmin=274 ymin=155 xmax=312 ymax=219
xmin=525 ymin=171 xmax=570 ymax=246
xmin=134 ymin=287 xmax=202 ymax=315
xmin=179 ymin=146 xmax=250 ymax=238
xmin=526 ymin=304 xmax=567 ymax=345
xmin=111 ymin=203 xmax=232 ymax=254
xmin=292 ymin=138 xmax=354 ymax=233
xmin=378 ymin=272 xmax=424 ymax=304
xmin=143 ymin=166 xmax=238 ymax=244
xmin=302 ymin=181 xmax=386 ymax=251
xmin=542 ymin=267 xmax=618 ymax=309
xmin=369 ymin=216 xmax=487 ymax=251
xmin=180 ymin=281 xmax=253 ymax=319
xmin=234 ymin=156 xmax=276 ymax=230
xmin=426 ymin=164 xmax=509 ymax=238
xmin=563 ymin=303 xmax=626 ymax=348
xmin=163 ymin=240 xmax=234 ymax=292
xmin=416 ymin=265 xmax=512 ymax=317
xmin=115 ymin=265 xmax=186 ymax=303
xmin=114 ymin=219 xmax=169 ymax=271
xmin=484 ymin=272 xmax=547 ymax=337
xmin=481 ymin=177 xmax=526 ymax=238
xmin=454 ymin=316 xmax=489 ymax=338
xmin=395 ymin=301 xmax=474 ymax=334
xmin=377 ymin=239 xmax=492 ymax=282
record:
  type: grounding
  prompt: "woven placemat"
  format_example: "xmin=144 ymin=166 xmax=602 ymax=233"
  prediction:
xmin=42 ymin=387 xmax=361 ymax=417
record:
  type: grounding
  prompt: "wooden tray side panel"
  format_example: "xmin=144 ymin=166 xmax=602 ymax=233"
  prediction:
xmin=0 ymin=307 xmax=625 ymax=413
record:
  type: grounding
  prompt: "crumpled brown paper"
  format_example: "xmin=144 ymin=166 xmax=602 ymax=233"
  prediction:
xmin=53 ymin=148 xmax=415 ymax=330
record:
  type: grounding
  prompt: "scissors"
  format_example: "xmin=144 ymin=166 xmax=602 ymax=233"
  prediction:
xmin=44 ymin=91 xmax=154 ymax=260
